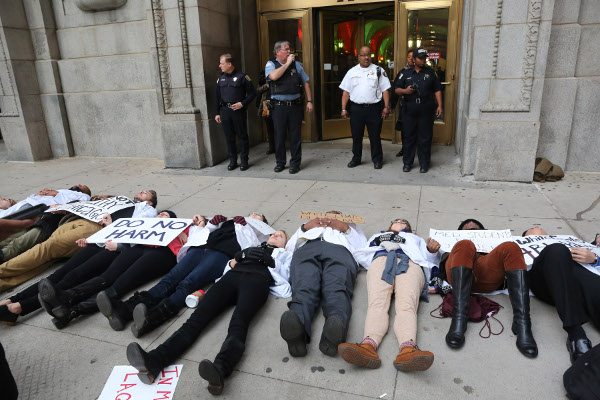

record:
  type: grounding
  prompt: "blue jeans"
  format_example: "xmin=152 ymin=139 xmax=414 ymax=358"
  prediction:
xmin=148 ymin=247 xmax=228 ymax=308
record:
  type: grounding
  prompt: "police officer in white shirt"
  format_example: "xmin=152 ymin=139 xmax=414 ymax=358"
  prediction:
xmin=340 ymin=46 xmax=392 ymax=170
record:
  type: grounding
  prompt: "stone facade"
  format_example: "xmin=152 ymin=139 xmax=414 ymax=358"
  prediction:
xmin=0 ymin=0 xmax=597 ymax=180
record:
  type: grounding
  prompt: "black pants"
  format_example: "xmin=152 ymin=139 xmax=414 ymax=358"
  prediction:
xmin=10 ymin=245 xmax=118 ymax=315
xmin=287 ymin=240 xmax=359 ymax=339
xmin=0 ymin=342 xmax=18 ymax=400
xmin=264 ymin=117 xmax=275 ymax=153
xmin=528 ymin=243 xmax=600 ymax=330
xmin=150 ymin=269 xmax=271 ymax=377
xmin=272 ymin=103 xmax=303 ymax=168
xmin=349 ymin=102 xmax=383 ymax=164
xmin=402 ymin=100 xmax=435 ymax=168
xmin=220 ymin=106 xmax=249 ymax=165
xmin=70 ymin=246 xmax=176 ymax=307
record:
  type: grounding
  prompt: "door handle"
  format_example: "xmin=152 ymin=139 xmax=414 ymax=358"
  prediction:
xmin=441 ymin=82 xmax=451 ymax=85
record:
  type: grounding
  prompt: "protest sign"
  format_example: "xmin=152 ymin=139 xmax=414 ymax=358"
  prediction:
xmin=430 ymin=229 xmax=513 ymax=253
xmin=299 ymin=211 xmax=365 ymax=224
xmin=512 ymin=235 xmax=600 ymax=275
xmin=247 ymin=217 xmax=275 ymax=239
xmin=98 ymin=364 xmax=182 ymax=400
xmin=86 ymin=218 xmax=192 ymax=246
xmin=47 ymin=196 xmax=135 ymax=223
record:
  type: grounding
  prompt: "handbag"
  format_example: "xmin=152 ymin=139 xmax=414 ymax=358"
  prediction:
xmin=430 ymin=293 xmax=504 ymax=338
xmin=564 ymin=344 xmax=600 ymax=400
xmin=261 ymin=100 xmax=272 ymax=118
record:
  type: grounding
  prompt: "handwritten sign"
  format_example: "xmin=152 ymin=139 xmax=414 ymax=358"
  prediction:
xmin=430 ymin=229 xmax=513 ymax=253
xmin=513 ymin=235 xmax=600 ymax=270
xmin=86 ymin=218 xmax=192 ymax=246
xmin=98 ymin=365 xmax=182 ymax=400
xmin=299 ymin=211 xmax=365 ymax=224
xmin=48 ymin=196 xmax=135 ymax=223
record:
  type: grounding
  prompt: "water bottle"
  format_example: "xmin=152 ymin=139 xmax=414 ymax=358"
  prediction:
xmin=185 ymin=289 xmax=205 ymax=308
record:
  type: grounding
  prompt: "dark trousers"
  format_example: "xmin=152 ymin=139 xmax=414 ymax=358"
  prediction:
xmin=264 ymin=117 xmax=275 ymax=153
xmin=287 ymin=240 xmax=359 ymax=339
xmin=402 ymin=100 xmax=435 ymax=168
xmin=9 ymin=245 xmax=118 ymax=315
xmin=150 ymin=269 xmax=271 ymax=377
xmin=528 ymin=243 xmax=600 ymax=330
xmin=0 ymin=342 xmax=18 ymax=400
xmin=221 ymin=106 xmax=249 ymax=165
xmin=349 ymin=102 xmax=383 ymax=164
xmin=70 ymin=246 xmax=176 ymax=306
xmin=272 ymin=103 xmax=303 ymax=168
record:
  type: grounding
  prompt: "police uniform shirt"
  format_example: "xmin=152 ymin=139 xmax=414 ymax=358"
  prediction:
xmin=339 ymin=63 xmax=391 ymax=104
xmin=214 ymin=69 xmax=256 ymax=115
xmin=396 ymin=66 xmax=442 ymax=101
xmin=264 ymin=60 xmax=310 ymax=101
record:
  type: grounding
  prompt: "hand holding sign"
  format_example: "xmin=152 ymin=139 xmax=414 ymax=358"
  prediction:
xmin=570 ymin=247 xmax=597 ymax=264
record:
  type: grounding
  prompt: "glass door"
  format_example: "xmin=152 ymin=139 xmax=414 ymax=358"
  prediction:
xmin=320 ymin=4 xmax=395 ymax=141
xmin=399 ymin=0 xmax=460 ymax=145
xmin=259 ymin=10 xmax=315 ymax=142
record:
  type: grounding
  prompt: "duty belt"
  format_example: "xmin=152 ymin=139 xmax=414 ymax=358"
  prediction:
xmin=221 ymin=102 xmax=241 ymax=109
xmin=405 ymin=97 xmax=431 ymax=104
xmin=352 ymin=102 xmax=381 ymax=108
xmin=272 ymin=99 xmax=302 ymax=106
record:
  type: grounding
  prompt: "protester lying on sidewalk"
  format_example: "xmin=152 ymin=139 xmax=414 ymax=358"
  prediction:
xmin=0 ymin=186 xmax=92 ymax=264
xmin=339 ymin=218 xmax=441 ymax=372
xmin=524 ymin=226 xmax=600 ymax=364
xmin=443 ymin=218 xmax=538 ymax=358
xmin=0 ymin=190 xmax=157 ymax=293
xmin=127 ymin=230 xmax=291 ymax=396
xmin=280 ymin=211 xmax=367 ymax=357
xmin=98 ymin=213 xmax=268 ymax=337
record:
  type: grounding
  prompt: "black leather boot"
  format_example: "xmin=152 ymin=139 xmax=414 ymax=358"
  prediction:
xmin=131 ymin=298 xmax=178 ymax=338
xmin=127 ymin=342 xmax=162 ymax=384
xmin=98 ymin=289 xmax=158 ymax=331
xmin=445 ymin=266 xmax=473 ymax=349
xmin=506 ymin=269 xmax=538 ymax=358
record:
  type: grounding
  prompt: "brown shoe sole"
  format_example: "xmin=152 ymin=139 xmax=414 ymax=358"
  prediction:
xmin=393 ymin=354 xmax=434 ymax=372
xmin=338 ymin=345 xmax=381 ymax=369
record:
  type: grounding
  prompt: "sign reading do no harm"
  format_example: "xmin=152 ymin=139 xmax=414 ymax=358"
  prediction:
xmin=87 ymin=218 xmax=192 ymax=246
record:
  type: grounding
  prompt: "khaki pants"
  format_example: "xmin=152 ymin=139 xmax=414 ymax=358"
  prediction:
xmin=364 ymin=257 xmax=425 ymax=347
xmin=0 ymin=219 xmax=102 ymax=292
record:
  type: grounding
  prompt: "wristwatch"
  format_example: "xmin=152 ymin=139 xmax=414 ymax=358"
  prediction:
xmin=307 ymin=100 xmax=313 ymax=103
xmin=384 ymin=105 xmax=391 ymax=109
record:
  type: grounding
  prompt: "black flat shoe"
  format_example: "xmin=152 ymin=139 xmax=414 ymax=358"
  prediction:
xmin=566 ymin=338 xmax=592 ymax=364
xmin=127 ymin=342 xmax=160 ymax=384
xmin=274 ymin=165 xmax=284 ymax=173
xmin=198 ymin=359 xmax=225 ymax=395
xmin=289 ymin=167 xmax=299 ymax=174
xmin=240 ymin=164 xmax=249 ymax=171
xmin=347 ymin=160 xmax=361 ymax=168
xmin=227 ymin=163 xmax=238 ymax=171
xmin=403 ymin=165 xmax=411 ymax=172
xmin=280 ymin=310 xmax=308 ymax=357
xmin=0 ymin=305 xmax=18 ymax=326
xmin=420 ymin=167 xmax=429 ymax=173
xmin=374 ymin=162 xmax=382 ymax=169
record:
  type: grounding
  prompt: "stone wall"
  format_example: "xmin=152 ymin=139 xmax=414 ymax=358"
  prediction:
xmin=537 ymin=0 xmax=600 ymax=172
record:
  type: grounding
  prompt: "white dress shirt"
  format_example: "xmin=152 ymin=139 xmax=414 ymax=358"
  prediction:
xmin=285 ymin=224 xmax=368 ymax=259
xmin=131 ymin=202 xmax=157 ymax=219
xmin=0 ymin=189 xmax=91 ymax=218
xmin=339 ymin=63 xmax=391 ymax=104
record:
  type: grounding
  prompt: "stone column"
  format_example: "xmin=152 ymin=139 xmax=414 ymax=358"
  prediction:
xmin=0 ymin=0 xmax=52 ymax=161
xmin=457 ymin=0 xmax=555 ymax=182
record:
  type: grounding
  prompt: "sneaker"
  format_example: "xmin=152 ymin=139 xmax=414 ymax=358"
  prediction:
xmin=319 ymin=315 xmax=345 ymax=357
xmin=393 ymin=345 xmax=434 ymax=372
xmin=280 ymin=310 xmax=308 ymax=357
xmin=338 ymin=342 xmax=381 ymax=369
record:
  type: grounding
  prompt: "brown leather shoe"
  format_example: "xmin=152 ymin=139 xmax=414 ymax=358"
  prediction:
xmin=337 ymin=342 xmax=381 ymax=369
xmin=393 ymin=345 xmax=434 ymax=372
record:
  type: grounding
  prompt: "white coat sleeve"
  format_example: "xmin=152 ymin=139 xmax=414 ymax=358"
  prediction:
xmin=55 ymin=189 xmax=91 ymax=204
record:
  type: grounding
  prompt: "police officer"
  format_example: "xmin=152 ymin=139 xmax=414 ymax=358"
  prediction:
xmin=392 ymin=49 xmax=415 ymax=157
xmin=396 ymin=48 xmax=442 ymax=173
xmin=215 ymin=53 xmax=256 ymax=171
xmin=265 ymin=41 xmax=313 ymax=174
xmin=340 ymin=46 xmax=391 ymax=170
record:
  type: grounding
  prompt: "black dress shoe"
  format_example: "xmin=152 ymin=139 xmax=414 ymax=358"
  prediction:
xmin=396 ymin=149 xmax=403 ymax=157
xmin=403 ymin=165 xmax=411 ymax=172
xmin=274 ymin=165 xmax=284 ymax=173
xmin=374 ymin=162 xmax=382 ymax=169
xmin=566 ymin=338 xmax=592 ymax=364
xmin=240 ymin=164 xmax=249 ymax=171
xmin=420 ymin=167 xmax=429 ymax=173
xmin=198 ymin=359 xmax=225 ymax=395
xmin=227 ymin=163 xmax=238 ymax=171
xmin=347 ymin=160 xmax=361 ymax=168
xmin=289 ymin=167 xmax=300 ymax=174
xmin=0 ymin=305 xmax=18 ymax=326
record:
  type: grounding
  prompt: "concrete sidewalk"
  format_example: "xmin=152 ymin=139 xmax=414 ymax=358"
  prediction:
xmin=1 ymin=148 xmax=599 ymax=400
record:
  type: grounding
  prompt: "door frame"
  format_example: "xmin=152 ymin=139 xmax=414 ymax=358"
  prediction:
xmin=259 ymin=10 xmax=318 ymax=142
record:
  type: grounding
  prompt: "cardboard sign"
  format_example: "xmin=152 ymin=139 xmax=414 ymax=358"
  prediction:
xmin=513 ymin=235 xmax=600 ymax=273
xmin=86 ymin=218 xmax=192 ymax=246
xmin=98 ymin=365 xmax=182 ymax=400
xmin=299 ymin=211 xmax=365 ymax=224
xmin=48 ymin=196 xmax=135 ymax=223
xmin=430 ymin=229 xmax=513 ymax=253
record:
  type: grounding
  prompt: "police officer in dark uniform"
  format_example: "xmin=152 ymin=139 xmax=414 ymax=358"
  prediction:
xmin=215 ymin=53 xmax=256 ymax=171
xmin=396 ymin=48 xmax=442 ymax=173
xmin=265 ymin=41 xmax=313 ymax=174
xmin=392 ymin=49 xmax=415 ymax=157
